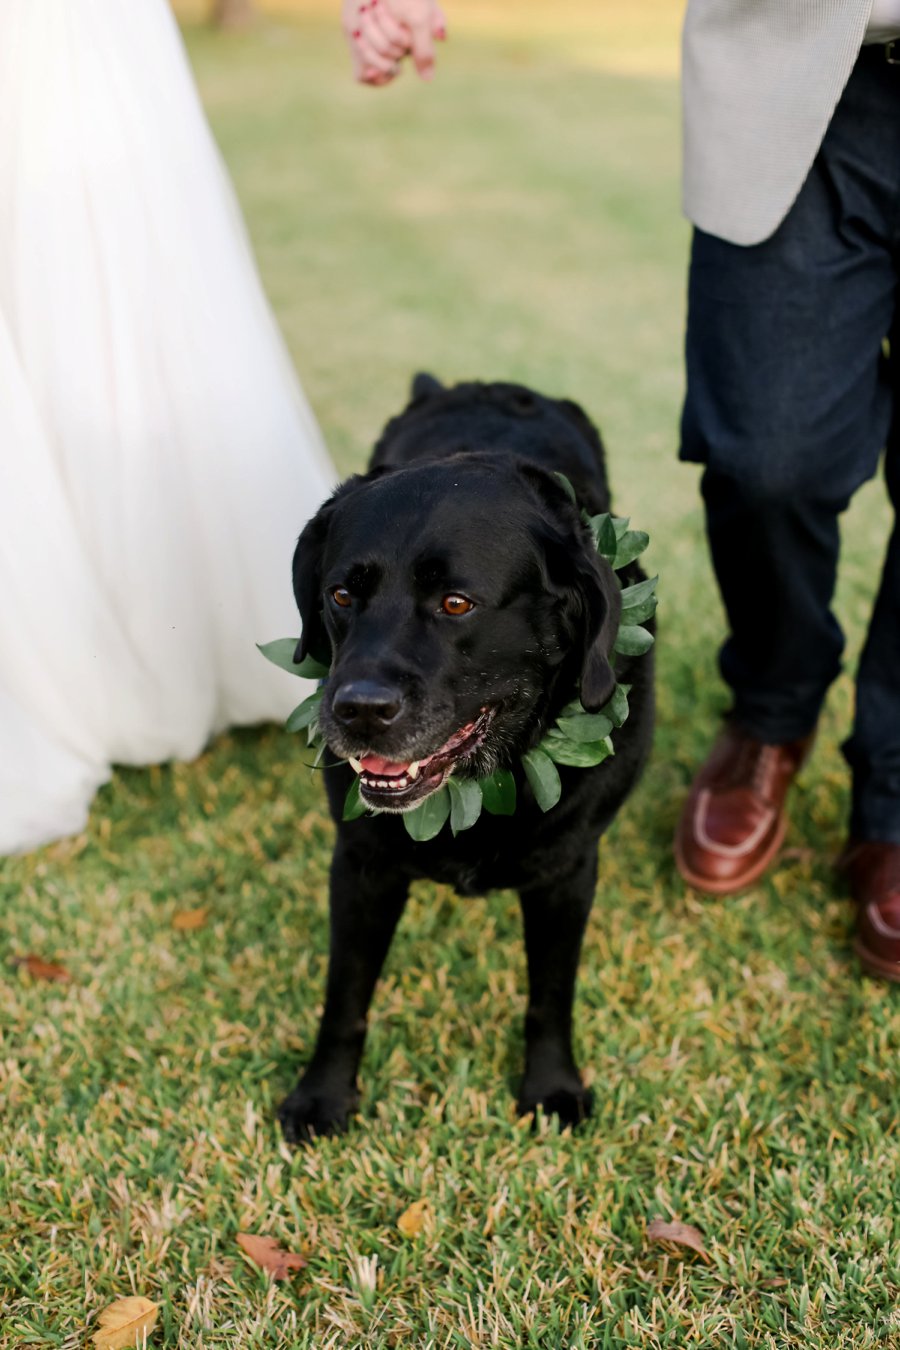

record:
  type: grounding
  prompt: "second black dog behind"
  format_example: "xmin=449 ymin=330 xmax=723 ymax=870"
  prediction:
xmin=279 ymin=374 xmax=655 ymax=1142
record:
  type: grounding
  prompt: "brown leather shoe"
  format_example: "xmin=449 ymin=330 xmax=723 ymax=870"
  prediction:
xmin=674 ymin=724 xmax=814 ymax=895
xmin=840 ymin=840 xmax=900 ymax=983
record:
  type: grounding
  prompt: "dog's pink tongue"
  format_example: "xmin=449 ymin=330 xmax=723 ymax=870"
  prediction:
xmin=359 ymin=753 xmax=410 ymax=776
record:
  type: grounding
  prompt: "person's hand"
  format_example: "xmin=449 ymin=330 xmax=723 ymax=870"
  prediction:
xmin=342 ymin=0 xmax=447 ymax=87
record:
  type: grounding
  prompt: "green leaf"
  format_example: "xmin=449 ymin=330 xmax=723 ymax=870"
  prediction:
xmin=590 ymin=513 xmax=618 ymax=562
xmin=285 ymin=688 xmax=325 ymax=734
xmin=479 ymin=768 xmax=517 ymax=815
xmin=257 ymin=639 xmax=329 ymax=680
xmin=555 ymin=712 xmax=614 ymax=743
xmin=614 ymin=624 xmax=655 ymax=656
xmin=558 ymin=697 xmax=586 ymax=719
xmin=612 ymin=516 xmax=631 ymax=539
xmin=554 ymin=472 xmax=578 ymax=504
xmin=521 ymin=748 xmax=562 ymax=812
xmin=541 ymin=731 xmax=614 ymax=768
xmin=613 ymin=530 xmax=650 ymax=569
xmin=620 ymin=594 xmax=657 ymax=624
xmin=447 ymin=777 xmax=484 ymax=835
xmin=602 ymin=683 xmax=630 ymax=728
xmin=343 ymin=776 xmax=367 ymax=821
xmin=619 ymin=575 xmax=658 ymax=608
xmin=403 ymin=786 xmax=452 ymax=841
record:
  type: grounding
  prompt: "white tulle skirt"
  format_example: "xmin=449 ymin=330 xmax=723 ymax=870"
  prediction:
xmin=0 ymin=0 xmax=335 ymax=853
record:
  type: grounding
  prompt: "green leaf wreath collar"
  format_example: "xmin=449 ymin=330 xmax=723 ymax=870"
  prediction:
xmin=259 ymin=505 xmax=656 ymax=844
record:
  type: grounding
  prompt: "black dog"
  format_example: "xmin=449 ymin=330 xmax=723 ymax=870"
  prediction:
xmin=279 ymin=375 xmax=654 ymax=1142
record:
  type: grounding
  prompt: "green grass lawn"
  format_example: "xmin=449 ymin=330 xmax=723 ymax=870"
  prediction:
xmin=2 ymin=6 xmax=899 ymax=1347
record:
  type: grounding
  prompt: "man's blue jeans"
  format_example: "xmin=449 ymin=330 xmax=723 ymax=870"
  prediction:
xmin=680 ymin=45 xmax=900 ymax=845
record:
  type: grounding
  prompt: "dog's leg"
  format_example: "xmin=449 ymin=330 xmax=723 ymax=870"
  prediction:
xmin=278 ymin=840 xmax=408 ymax=1143
xmin=516 ymin=851 xmax=597 ymax=1128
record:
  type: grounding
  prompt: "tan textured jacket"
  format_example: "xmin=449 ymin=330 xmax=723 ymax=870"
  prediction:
xmin=682 ymin=0 xmax=874 ymax=245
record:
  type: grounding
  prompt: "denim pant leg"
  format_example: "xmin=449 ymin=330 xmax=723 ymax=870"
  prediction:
xmin=844 ymin=391 xmax=900 ymax=844
xmin=681 ymin=47 xmax=899 ymax=747
xmin=699 ymin=470 xmax=851 ymax=742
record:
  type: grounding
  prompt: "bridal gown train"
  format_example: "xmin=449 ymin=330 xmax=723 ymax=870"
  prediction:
xmin=0 ymin=0 xmax=335 ymax=853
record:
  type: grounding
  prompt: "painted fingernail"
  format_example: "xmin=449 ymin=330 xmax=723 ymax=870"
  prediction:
xmin=352 ymin=28 xmax=361 ymax=38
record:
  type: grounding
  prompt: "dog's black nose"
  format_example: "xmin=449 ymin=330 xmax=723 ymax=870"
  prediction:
xmin=331 ymin=680 xmax=403 ymax=735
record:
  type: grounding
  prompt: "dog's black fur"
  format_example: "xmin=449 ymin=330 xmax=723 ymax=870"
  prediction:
xmin=279 ymin=375 xmax=654 ymax=1142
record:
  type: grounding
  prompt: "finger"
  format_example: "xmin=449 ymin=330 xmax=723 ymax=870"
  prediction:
xmin=341 ymin=0 xmax=364 ymax=41
xmin=347 ymin=30 xmax=397 ymax=84
xmin=351 ymin=28 xmax=400 ymax=74
xmin=408 ymin=14 xmax=436 ymax=79
xmin=345 ymin=33 xmax=368 ymax=80
xmin=363 ymin=67 xmax=399 ymax=86
xmin=358 ymin=57 xmax=401 ymax=86
xmin=432 ymin=2 xmax=447 ymax=40
xmin=360 ymin=10 xmax=407 ymax=61
xmin=367 ymin=2 xmax=409 ymax=55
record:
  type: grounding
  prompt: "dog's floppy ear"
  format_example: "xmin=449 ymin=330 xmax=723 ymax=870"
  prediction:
xmin=519 ymin=464 xmax=621 ymax=712
xmin=291 ymin=499 xmax=335 ymax=666
xmin=292 ymin=471 xmax=395 ymax=663
xmin=574 ymin=549 xmax=621 ymax=711
xmin=410 ymin=371 xmax=444 ymax=401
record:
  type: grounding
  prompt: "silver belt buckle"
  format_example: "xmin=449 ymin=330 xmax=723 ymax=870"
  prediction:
xmin=886 ymin=39 xmax=900 ymax=64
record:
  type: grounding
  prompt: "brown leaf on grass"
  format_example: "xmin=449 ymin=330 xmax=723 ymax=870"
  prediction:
xmin=780 ymin=847 xmax=816 ymax=865
xmin=12 ymin=953 xmax=71 ymax=983
xmin=91 ymin=1296 xmax=158 ymax=1348
xmin=397 ymin=1199 xmax=430 ymax=1238
xmin=236 ymin=1232 xmax=307 ymax=1279
xmin=171 ymin=907 xmax=209 ymax=932
xmin=647 ymin=1218 xmax=710 ymax=1261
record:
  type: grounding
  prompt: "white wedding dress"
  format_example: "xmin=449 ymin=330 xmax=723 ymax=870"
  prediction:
xmin=0 ymin=0 xmax=335 ymax=853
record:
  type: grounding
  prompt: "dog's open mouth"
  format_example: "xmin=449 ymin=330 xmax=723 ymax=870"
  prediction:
xmin=346 ymin=708 xmax=494 ymax=811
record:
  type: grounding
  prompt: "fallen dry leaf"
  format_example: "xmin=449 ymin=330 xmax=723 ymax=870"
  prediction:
xmin=236 ymin=1232 xmax=307 ymax=1280
xmin=91 ymin=1296 xmax=158 ymax=1348
xmin=12 ymin=954 xmax=71 ymax=983
xmin=647 ymin=1218 xmax=710 ymax=1261
xmin=171 ymin=907 xmax=209 ymax=932
xmin=397 ymin=1199 xmax=429 ymax=1238
xmin=780 ymin=847 xmax=816 ymax=864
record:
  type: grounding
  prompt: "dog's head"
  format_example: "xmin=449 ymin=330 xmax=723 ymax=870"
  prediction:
xmin=293 ymin=453 xmax=620 ymax=812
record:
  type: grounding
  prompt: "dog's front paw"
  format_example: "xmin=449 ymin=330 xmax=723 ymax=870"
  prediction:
xmin=277 ymin=1082 xmax=359 ymax=1144
xmin=517 ymin=1079 xmax=594 ymax=1130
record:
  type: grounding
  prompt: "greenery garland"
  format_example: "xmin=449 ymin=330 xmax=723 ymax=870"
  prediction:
xmin=259 ymin=500 xmax=656 ymax=843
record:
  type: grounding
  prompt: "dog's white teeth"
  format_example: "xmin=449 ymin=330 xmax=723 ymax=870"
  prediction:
xmin=408 ymin=761 xmax=420 ymax=780
xmin=360 ymin=772 xmax=411 ymax=792
xmin=348 ymin=757 xmax=363 ymax=774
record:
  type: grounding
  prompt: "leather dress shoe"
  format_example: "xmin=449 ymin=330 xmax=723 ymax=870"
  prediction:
xmin=840 ymin=840 xmax=900 ymax=983
xmin=675 ymin=723 xmax=814 ymax=895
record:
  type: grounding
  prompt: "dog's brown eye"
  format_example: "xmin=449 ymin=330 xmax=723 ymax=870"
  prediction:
xmin=332 ymin=587 xmax=352 ymax=608
xmin=441 ymin=594 xmax=474 ymax=616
